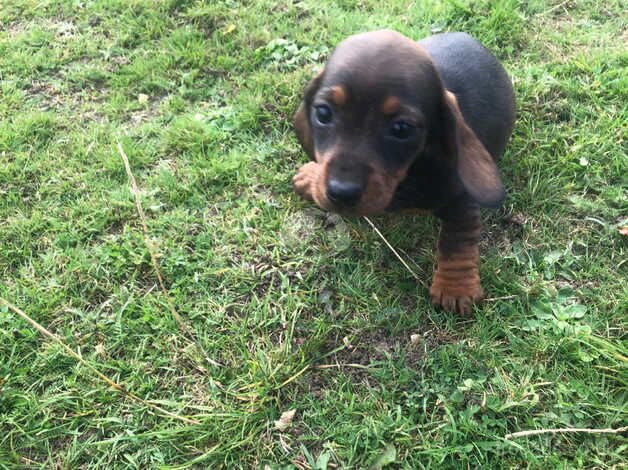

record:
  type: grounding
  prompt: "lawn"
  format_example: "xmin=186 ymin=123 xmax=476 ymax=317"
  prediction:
xmin=0 ymin=0 xmax=626 ymax=468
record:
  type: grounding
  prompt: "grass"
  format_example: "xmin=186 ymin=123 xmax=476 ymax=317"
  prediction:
xmin=0 ymin=0 xmax=626 ymax=467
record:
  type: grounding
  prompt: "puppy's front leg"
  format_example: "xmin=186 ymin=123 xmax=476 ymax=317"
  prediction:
xmin=430 ymin=205 xmax=485 ymax=315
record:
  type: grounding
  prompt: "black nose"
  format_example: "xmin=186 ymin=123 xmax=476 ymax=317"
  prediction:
xmin=326 ymin=179 xmax=362 ymax=207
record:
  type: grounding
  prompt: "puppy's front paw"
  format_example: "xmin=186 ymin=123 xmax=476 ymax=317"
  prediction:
xmin=429 ymin=273 xmax=484 ymax=316
xmin=292 ymin=162 xmax=320 ymax=201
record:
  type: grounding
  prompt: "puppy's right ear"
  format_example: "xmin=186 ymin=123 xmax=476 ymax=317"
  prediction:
xmin=293 ymin=69 xmax=324 ymax=160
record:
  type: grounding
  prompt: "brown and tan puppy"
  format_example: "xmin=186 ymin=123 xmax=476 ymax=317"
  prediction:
xmin=292 ymin=30 xmax=515 ymax=315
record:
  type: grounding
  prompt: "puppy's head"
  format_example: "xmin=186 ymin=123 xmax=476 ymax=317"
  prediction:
xmin=293 ymin=30 xmax=504 ymax=215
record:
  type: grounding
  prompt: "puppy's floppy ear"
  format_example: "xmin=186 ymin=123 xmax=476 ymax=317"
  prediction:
xmin=442 ymin=90 xmax=505 ymax=207
xmin=293 ymin=69 xmax=324 ymax=160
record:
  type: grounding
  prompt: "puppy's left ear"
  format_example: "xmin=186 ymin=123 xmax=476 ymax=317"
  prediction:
xmin=442 ymin=91 xmax=505 ymax=207
xmin=293 ymin=69 xmax=324 ymax=160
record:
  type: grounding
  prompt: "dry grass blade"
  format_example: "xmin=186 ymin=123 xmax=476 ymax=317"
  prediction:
xmin=505 ymin=426 xmax=628 ymax=439
xmin=116 ymin=140 xmax=220 ymax=369
xmin=362 ymin=216 xmax=426 ymax=286
xmin=314 ymin=363 xmax=371 ymax=370
xmin=0 ymin=297 xmax=200 ymax=425
xmin=484 ymin=295 xmax=517 ymax=302
xmin=275 ymin=364 xmax=310 ymax=389
xmin=116 ymin=141 xmax=191 ymax=336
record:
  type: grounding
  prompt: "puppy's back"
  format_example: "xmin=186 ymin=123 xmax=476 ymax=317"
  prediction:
xmin=419 ymin=32 xmax=516 ymax=159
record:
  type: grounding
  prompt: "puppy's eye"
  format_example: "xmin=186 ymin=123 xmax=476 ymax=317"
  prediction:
xmin=314 ymin=105 xmax=333 ymax=125
xmin=390 ymin=121 xmax=415 ymax=140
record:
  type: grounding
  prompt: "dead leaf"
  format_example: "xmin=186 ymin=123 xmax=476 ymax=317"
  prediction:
xmin=274 ymin=409 xmax=296 ymax=431
xmin=138 ymin=93 xmax=149 ymax=104
xmin=370 ymin=444 xmax=396 ymax=469
xmin=95 ymin=343 xmax=105 ymax=356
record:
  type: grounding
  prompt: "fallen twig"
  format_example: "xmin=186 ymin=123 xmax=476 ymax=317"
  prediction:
xmin=1 ymin=297 xmax=200 ymax=425
xmin=505 ymin=426 xmax=627 ymax=440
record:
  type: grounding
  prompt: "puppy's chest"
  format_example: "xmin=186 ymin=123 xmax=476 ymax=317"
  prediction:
xmin=387 ymin=165 xmax=453 ymax=211
xmin=387 ymin=183 xmax=440 ymax=211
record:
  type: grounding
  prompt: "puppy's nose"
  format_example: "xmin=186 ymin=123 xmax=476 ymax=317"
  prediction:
xmin=326 ymin=179 xmax=362 ymax=207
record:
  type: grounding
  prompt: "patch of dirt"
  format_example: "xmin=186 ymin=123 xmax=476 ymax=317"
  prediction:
xmin=3 ymin=18 xmax=78 ymax=40
xmin=105 ymin=54 xmax=131 ymax=72
xmin=25 ymin=78 xmax=108 ymax=124
xmin=27 ymin=80 xmax=65 ymax=110
xmin=304 ymin=326 xmax=455 ymax=396
xmin=1 ymin=20 xmax=28 ymax=37
xmin=252 ymin=253 xmax=316 ymax=300
xmin=481 ymin=211 xmax=526 ymax=253
xmin=126 ymin=96 xmax=166 ymax=126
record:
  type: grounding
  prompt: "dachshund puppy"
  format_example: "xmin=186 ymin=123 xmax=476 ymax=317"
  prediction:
xmin=292 ymin=30 xmax=515 ymax=315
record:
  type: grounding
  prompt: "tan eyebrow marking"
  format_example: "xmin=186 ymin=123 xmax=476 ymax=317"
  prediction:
xmin=382 ymin=96 xmax=400 ymax=114
xmin=445 ymin=90 xmax=460 ymax=109
xmin=330 ymin=86 xmax=347 ymax=106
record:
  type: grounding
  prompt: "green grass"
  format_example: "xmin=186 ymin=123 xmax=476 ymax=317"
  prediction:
xmin=1 ymin=0 xmax=626 ymax=467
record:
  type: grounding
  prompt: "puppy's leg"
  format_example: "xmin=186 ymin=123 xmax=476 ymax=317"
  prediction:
xmin=430 ymin=205 xmax=484 ymax=315
xmin=292 ymin=161 xmax=320 ymax=201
